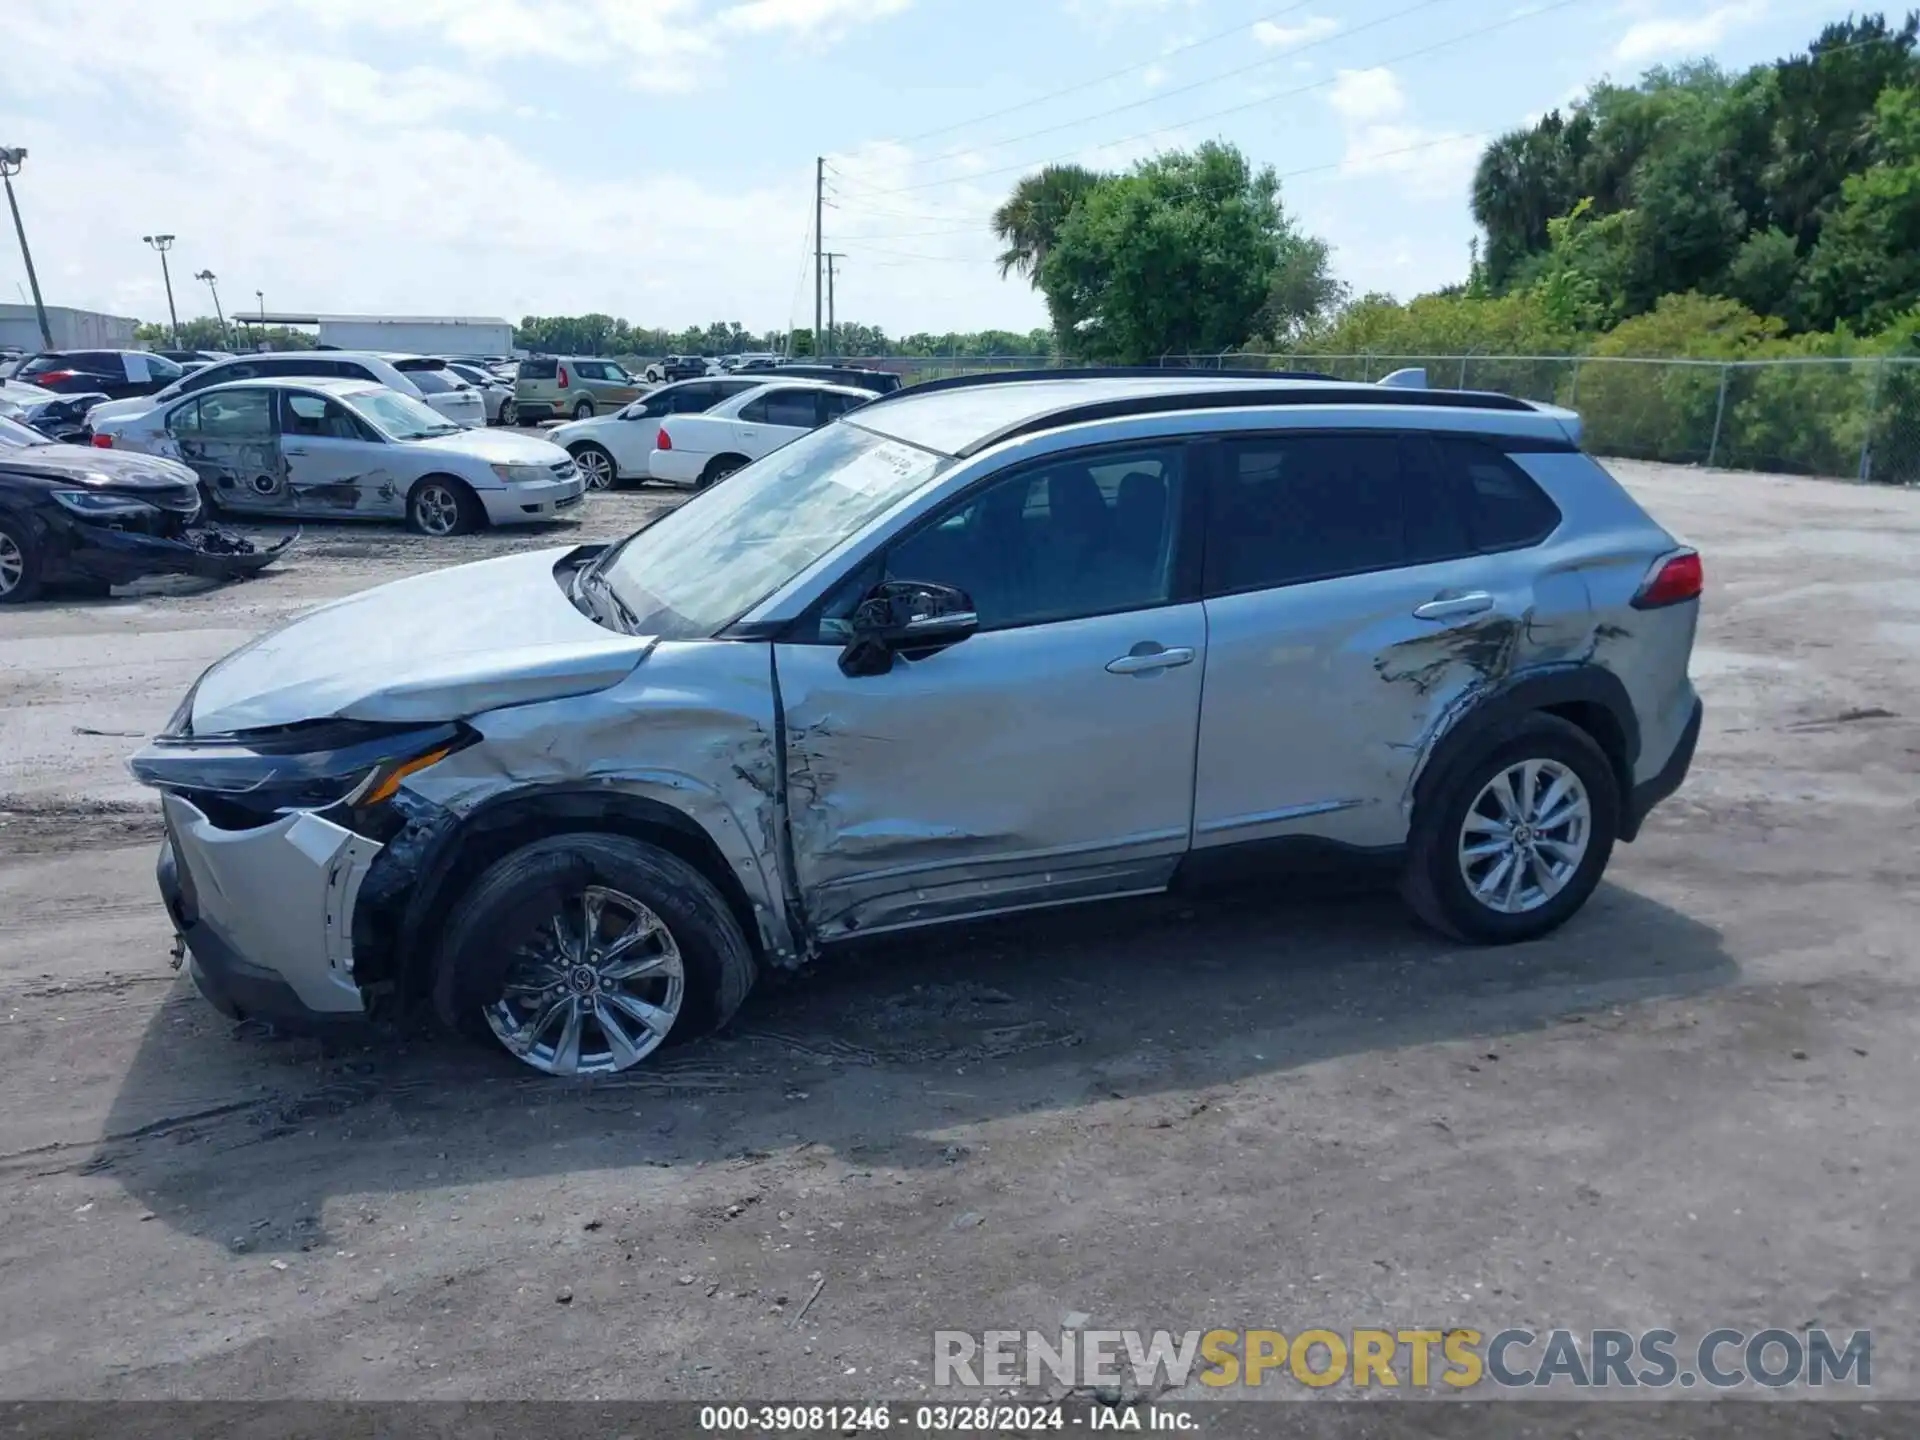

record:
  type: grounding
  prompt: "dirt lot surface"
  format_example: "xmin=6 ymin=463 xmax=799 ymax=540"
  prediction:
xmin=0 ymin=463 xmax=1914 ymax=1411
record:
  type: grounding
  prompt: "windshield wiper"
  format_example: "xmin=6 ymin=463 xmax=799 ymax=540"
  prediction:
xmin=572 ymin=563 xmax=642 ymax=634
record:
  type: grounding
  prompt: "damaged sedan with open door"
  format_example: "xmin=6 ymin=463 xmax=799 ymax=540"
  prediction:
xmin=0 ymin=412 xmax=288 ymax=603
xmin=128 ymin=372 xmax=1703 ymax=1077
xmin=92 ymin=377 xmax=584 ymax=536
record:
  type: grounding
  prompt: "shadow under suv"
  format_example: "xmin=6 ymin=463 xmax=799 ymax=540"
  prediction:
xmin=131 ymin=370 xmax=1703 ymax=1077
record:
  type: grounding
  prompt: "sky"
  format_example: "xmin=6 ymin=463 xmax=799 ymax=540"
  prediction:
xmin=0 ymin=0 xmax=1867 ymax=340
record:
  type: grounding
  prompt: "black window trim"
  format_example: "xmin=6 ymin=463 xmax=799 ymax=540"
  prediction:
xmin=774 ymin=435 xmax=1208 ymax=645
xmin=1197 ymin=426 xmax=1567 ymax=602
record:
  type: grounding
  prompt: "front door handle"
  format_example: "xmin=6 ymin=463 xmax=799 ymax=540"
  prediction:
xmin=1413 ymin=592 xmax=1494 ymax=621
xmin=1107 ymin=644 xmax=1196 ymax=675
xmin=283 ymin=446 xmax=308 ymax=456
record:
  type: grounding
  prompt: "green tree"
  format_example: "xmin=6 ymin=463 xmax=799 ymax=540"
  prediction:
xmin=1038 ymin=143 xmax=1299 ymax=363
xmin=991 ymin=163 xmax=1109 ymax=284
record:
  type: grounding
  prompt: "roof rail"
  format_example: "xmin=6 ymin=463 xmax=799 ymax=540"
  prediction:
xmin=953 ymin=384 xmax=1539 ymax=456
xmin=880 ymin=365 xmax=1340 ymax=403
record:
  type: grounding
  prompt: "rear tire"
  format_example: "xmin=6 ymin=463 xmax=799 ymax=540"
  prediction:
xmin=498 ymin=398 xmax=518 ymax=427
xmin=571 ymin=399 xmax=594 ymax=421
xmin=1400 ymin=713 xmax=1618 ymax=944
xmin=406 ymin=475 xmax=483 ymax=537
xmin=699 ymin=454 xmax=748 ymax=488
xmin=432 ymin=833 xmax=758 ymax=1076
xmin=0 ymin=516 xmax=43 ymax=605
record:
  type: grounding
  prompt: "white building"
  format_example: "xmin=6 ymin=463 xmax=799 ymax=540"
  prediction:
xmin=0 ymin=304 xmax=138 ymax=352
xmin=252 ymin=312 xmax=515 ymax=357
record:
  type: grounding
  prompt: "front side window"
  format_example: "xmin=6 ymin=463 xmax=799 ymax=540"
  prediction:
xmin=197 ymin=388 xmax=275 ymax=439
xmin=671 ymin=384 xmax=720 ymax=413
xmin=602 ymin=422 xmax=949 ymax=640
xmin=884 ymin=445 xmax=1185 ymax=631
xmin=283 ymin=392 xmax=368 ymax=440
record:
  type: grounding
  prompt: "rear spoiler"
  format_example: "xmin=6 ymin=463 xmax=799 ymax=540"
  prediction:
xmin=1378 ymin=367 xmax=1584 ymax=446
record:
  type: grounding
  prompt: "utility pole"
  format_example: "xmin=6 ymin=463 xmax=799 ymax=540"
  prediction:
xmin=142 ymin=234 xmax=179 ymax=346
xmin=194 ymin=270 xmax=229 ymax=349
xmin=0 ymin=147 xmax=53 ymax=349
xmin=823 ymin=252 xmax=846 ymax=361
xmin=813 ymin=156 xmax=824 ymax=360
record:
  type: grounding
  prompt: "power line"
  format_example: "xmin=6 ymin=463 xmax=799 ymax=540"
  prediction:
xmin=846 ymin=0 xmax=1455 ymax=182
xmin=881 ymin=0 xmax=1327 ymax=148
xmin=853 ymin=0 xmax=1581 ymax=196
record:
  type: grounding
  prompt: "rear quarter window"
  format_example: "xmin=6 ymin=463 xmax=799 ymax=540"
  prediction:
xmin=1427 ymin=436 xmax=1563 ymax=550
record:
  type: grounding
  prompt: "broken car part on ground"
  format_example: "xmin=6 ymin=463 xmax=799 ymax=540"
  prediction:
xmin=0 ymin=418 xmax=292 ymax=603
xmin=126 ymin=372 xmax=1703 ymax=1077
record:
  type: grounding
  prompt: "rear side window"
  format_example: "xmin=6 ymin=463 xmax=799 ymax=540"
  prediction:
xmin=197 ymin=388 xmax=275 ymax=439
xmin=1423 ymin=436 xmax=1562 ymax=551
xmin=1207 ymin=433 xmax=1465 ymax=594
xmin=406 ymin=367 xmax=456 ymax=393
xmin=740 ymin=389 xmax=823 ymax=427
xmin=519 ymin=358 xmax=557 ymax=380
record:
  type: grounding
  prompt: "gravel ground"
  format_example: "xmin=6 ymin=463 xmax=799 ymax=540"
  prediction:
xmin=0 ymin=462 xmax=1914 ymax=1413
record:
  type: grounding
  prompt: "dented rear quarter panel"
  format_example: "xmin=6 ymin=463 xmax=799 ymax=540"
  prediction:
xmin=400 ymin=639 xmax=799 ymax=965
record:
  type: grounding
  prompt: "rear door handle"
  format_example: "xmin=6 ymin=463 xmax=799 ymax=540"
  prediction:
xmin=1413 ymin=592 xmax=1494 ymax=621
xmin=283 ymin=446 xmax=308 ymax=456
xmin=1107 ymin=645 xmax=1196 ymax=675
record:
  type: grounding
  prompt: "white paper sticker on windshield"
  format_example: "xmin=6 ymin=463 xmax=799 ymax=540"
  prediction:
xmin=828 ymin=439 xmax=930 ymax=496
xmin=125 ymin=352 xmax=152 ymax=383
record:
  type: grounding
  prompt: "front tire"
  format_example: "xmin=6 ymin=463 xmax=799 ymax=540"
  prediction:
xmin=0 ymin=516 xmax=44 ymax=604
xmin=432 ymin=834 xmax=758 ymax=1077
xmin=406 ymin=475 xmax=483 ymax=537
xmin=1401 ymin=713 xmax=1618 ymax=944
xmin=571 ymin=443 xmax=616 ymax=490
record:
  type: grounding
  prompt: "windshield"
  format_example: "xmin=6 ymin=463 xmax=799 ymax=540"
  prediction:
xmin=0 ymin=413 xmax=49 ymax=447
xmin=346 ymin=387 xmax=463 ymax=440
xmin=602 ymin=422 xmax=949 ymax=639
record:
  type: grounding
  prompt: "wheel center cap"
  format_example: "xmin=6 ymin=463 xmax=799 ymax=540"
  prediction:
xmin=1513 ymin=825 xmax=1533 ymax=845
xmin=569 ymin=965 xmax=598 ymax=994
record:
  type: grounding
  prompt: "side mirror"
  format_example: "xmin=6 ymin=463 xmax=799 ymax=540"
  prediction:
xmin=838 ymin=580 xmax=978 ymax=677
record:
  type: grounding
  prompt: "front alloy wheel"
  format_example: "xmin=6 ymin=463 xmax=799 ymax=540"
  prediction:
xmin=1456 ymin=759 xmax=1591 ymax=914
xmin=484 ymin=885 xmax=686 ymax=1076
xmin=574 ymin=446 xmax=615 ymax=490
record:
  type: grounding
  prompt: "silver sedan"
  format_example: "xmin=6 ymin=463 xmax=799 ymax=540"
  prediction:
xmin=92 ymin=376 xmax=584 ymax=535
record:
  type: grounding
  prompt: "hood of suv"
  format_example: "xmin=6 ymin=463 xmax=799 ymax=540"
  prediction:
xmin=188 ymin=547 xmax=652 ymax=733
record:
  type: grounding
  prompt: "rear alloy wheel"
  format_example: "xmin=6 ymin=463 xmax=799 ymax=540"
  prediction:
xmin=572 ymin=399 xmax=594 ymax=421
xmin=0 ymin=518 xmax=43 ymax=604
xmin=572 ymin=444 xmax=616 ymax=490
xmin=407 ymin=476 xmax=481 ymax=537
xmin=498 ymin=398 xmax=518 ymax=427
xmin=699 ymin=455 xmax=747 ymax=488
xmin=1401 ymin=713 xmax=1618 ymax=944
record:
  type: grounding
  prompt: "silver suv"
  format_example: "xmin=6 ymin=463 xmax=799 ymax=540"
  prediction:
xmin=131 ymin=371 xmax=1703 ymax=1077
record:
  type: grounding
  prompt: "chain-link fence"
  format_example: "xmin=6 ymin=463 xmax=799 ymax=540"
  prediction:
xmin=837 ymin=352 xmax=1920 ymax=486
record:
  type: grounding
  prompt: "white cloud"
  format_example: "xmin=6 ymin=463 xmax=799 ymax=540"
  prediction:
xmin=1253 ymin=15 xmax=1340 ymax=49
xmin=719 ymin=0 xmax=912 ymax=38
xmin=1614 ymin=0 xmax=1765 ymax=63
xmin=1327 ymin=67 xmax=1408 ymax=123
xmin=1142 ymin=63 xmax=1169 ymax=88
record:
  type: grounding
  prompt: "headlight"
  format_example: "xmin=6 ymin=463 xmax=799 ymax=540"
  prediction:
xmin=490 ymin=462 xmax=552 ymax=483
xmin=128 ymin=720 xmax=472 ymax=819
xmin=52 ymin=490 xmax=159 ymax=518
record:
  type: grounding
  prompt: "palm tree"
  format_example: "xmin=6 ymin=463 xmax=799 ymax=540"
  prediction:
xmin=992 ymin=164 xmax=1108 ymax=284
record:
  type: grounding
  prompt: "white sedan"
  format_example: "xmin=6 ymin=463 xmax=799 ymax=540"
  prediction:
xmin=648 ymin=379 xmax=873 ymax=488
xmin=546 ymin=375 xmax=773 ymax=488
xmin=92 ymin=376 xmax=585 ymax=536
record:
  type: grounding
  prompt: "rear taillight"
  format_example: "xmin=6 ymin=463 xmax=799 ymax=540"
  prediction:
xmin=557 ymin=367 xmax=569 ymax=388
xmin=1632 ymin=548 xmax=1702 ymax=609
xmin=656 ymin=427 xmax=672 ymax=451
xmin=90 ymin=432 xmax=113 ymax=448
xmin=37 ymin=370 xmax=78 ymax=386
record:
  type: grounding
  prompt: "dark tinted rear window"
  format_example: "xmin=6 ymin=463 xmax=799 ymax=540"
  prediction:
xmin=1425 ymin=436 xmax=1563 ymax=550
xmin=520 ymin=358 xmax=557 ymax=380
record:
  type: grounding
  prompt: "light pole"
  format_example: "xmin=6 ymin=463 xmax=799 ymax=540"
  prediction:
xmin=0 ymin=147 xmax=52 ymax=349
xmin=194 ymin=269 xmax=229 ymax=350
xmin=142 ymin=234 xmax=179 ymax=347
